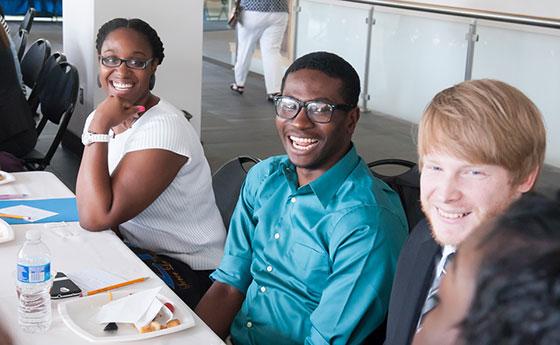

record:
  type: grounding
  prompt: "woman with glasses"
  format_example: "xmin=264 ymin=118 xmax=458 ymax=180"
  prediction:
xmin=76 ymin=18 xmax=226 ymax=308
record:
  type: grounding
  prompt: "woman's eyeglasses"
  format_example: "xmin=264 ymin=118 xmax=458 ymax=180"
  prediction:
xmin=273 ymin=95 xmax=355 ymax=124
xmin=99 ymin=56 xmax=153 ymax=70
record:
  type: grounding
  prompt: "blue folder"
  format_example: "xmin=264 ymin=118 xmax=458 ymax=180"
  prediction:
xmin=0 ymin=198 xmax=79 ymax=225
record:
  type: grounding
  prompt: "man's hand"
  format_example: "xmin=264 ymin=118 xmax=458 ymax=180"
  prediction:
xmin=195 ymin=282 xmax=245 ymax=339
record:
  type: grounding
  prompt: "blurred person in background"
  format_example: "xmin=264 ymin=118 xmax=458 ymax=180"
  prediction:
xmin=229 ymin=0 xmax=289 ymax=101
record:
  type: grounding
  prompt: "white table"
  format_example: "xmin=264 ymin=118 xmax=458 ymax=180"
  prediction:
xmin=0 ymin=172 xmax=225 ymax=345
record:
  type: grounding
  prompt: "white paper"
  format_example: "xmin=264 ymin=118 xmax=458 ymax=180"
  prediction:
xmin=0 ymin=205 xmax=57 ymax=222
xmin=134 ymin=298 xmax=164 ymax=328
xmin=96 ymin=286 xmax=163 ymax=324
xmin=67 ymin=269 xmax=127 ymax=291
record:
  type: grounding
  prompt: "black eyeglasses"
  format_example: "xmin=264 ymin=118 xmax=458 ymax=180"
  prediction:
xmin=273 ymin=95 xmax=355 ymax=124
xmin=99 ymin=56 xmax=153 ymax=70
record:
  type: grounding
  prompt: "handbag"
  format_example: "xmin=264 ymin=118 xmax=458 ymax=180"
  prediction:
xmin=228 ymin=0 xmax=242 ymax=28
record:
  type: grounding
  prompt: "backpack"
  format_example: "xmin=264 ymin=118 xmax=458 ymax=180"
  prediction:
xmin=368 ymin=159 xmax=423 ymax=232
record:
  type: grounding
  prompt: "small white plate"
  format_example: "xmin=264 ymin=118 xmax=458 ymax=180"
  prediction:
xmin=0 ymin=171 xmax=15 ymax=185
xmin=58 ymin=290 xmax=195 ymax=343
xmin=0 ymin=219 xmax=14 ymax=243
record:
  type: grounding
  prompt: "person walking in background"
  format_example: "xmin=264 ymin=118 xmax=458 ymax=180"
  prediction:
xmin=229 ymin=0 xmax=289 ymax=101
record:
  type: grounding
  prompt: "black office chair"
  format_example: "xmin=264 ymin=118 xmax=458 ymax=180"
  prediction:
xmin=368 ymin=159 xmax=422 ymax=232
xmin=27 ymin=51 xmax=66 ymax=112
xmin=23 ymin=62 xmax=79 ymax=171
xmin=212 ymin=156 xmax=260 ymax=228
xmin=20 ymin=38 xmax=52 ymax=91
xmin=14 ymin=28 xmax=28 ymax=62
xmin=18 ymin=7 xmax=35 ymax=33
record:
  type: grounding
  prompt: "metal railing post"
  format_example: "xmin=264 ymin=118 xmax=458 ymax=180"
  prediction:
xmin=464 ymin=20 xmax=478 ymax=81
xmin=361 ymin=6 xmax=374 ymax=112
xmin=292 ymin=0 xmax=301 ymax=60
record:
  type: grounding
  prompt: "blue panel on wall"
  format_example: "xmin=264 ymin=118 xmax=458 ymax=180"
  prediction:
xmin=1 ymin=0 xmax=62 ymax=16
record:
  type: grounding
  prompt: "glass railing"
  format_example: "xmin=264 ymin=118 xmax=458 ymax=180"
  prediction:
xmin=294 ymin=0 xmax=560 ymax=167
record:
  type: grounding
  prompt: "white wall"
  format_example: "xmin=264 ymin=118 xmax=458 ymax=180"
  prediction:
xmin=62 ymin=0 xmax=95 ymax=140
xmin=63 ymin=0 xmax=203 ymax=137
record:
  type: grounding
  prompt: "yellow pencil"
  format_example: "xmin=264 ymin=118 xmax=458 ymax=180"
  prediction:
xmin=0 ymin=213 xmax=31 ymax=221
xmin=81 ymin=277 xmax=149 ymax=297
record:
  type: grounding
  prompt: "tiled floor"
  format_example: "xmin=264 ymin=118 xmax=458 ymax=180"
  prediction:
xmin=16 ymin=22 xmax=560 ymax=199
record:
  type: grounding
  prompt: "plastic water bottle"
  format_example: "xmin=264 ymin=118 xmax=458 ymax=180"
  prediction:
xmin=16 ymin=229 xmax=52 ymax=333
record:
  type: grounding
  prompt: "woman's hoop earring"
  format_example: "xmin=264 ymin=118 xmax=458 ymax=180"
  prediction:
xmin=149 ymin=75 xmax=156 ymax=90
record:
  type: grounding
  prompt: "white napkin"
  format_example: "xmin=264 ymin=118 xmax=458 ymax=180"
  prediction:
xmin=95 ymin=286 xmax=163 ymax=327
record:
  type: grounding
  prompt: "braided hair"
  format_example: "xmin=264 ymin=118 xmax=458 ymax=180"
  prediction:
xmin=95 ymin=18 xmax=165 ymax=65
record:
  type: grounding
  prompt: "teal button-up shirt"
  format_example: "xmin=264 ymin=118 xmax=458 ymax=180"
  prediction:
xmin=211 ymin=146 xmax=408 ymax=345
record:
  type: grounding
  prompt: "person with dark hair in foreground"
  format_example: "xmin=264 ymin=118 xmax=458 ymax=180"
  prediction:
xmin=196 ymin=51 xmax=408 ymax=345
xmin=413 ymin=192 xmax=560 ymax=345
xmin=76 ymin=18 xmax=225 ymax=308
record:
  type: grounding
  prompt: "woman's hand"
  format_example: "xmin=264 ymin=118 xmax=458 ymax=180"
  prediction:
xmin=89 ymin=95 xmax=145 ymax=133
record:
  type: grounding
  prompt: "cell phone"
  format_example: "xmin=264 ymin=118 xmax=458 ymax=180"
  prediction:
xmin=50 ymin=272 xmax=82 ymax=299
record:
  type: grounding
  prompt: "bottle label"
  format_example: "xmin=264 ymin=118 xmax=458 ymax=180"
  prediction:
xmin=17 ymin=263 xmax=51 ymax=283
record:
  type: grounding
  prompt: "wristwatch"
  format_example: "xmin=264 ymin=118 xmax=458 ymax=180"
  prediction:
xmin=81 ymin=131 xmax=110 ymax=146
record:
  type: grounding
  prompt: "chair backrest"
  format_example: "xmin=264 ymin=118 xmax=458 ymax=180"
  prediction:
xmin=368 ymin=159 xmax=423 ymax=232
xmin=20 ymin=38 xmax=51 ymax=89
xmin=24 ymin=62 xmax=79 ymax=170
xmin=27 ymin=51 xmax=66 ymax=112
xmin=212 ymin=156 xmax=260 ymax=228
xmin=14 ymin=28 xmax=27 ymax=62
xmin=19 ymin=7 xmax=35 ymax=33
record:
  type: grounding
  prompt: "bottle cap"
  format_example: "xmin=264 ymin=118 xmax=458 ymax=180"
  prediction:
xmin=25 ymin=229 xmax=41 ymax=241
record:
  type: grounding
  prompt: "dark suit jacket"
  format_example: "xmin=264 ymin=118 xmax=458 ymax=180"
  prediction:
xmin=384 ymin=219 xmax=441 ymax=345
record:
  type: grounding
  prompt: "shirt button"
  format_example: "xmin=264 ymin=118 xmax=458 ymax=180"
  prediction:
xmin=246 ymin=321 xmax=253 ymax=328
xmin=274 ymin=233 xmax=280 ymax=240
xmin=260 ymin=286 xmax=267 ymax=293
xmin=266 ymin=265 xmax=273 ymax=272
xmin=291 ymin=197 xmax=297 ymax=203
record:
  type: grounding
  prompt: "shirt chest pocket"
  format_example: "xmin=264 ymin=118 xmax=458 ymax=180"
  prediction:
xmin=289 ymin=242 xmax=330 ymax=293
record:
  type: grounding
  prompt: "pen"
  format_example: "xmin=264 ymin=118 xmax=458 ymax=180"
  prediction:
xmin=81 ymin=277 xmax=150 ymax=297
xmin=0 ymin=213 xmax=31 ymax=221
xmin=0 ymin=194 xmax=28 ymax=200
